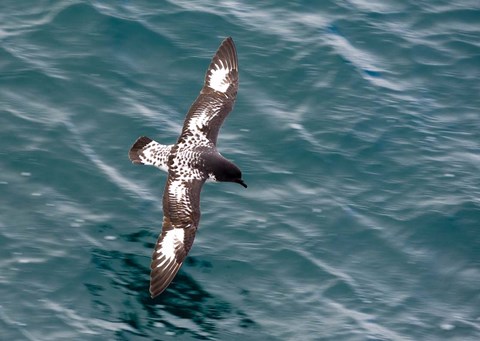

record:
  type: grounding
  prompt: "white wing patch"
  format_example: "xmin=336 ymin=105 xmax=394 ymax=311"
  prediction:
xmin=168 ymin=179 xmax=189 ymax=202
xmin=186 ymin=109 xmax=212 ymax=139
xmin=208 ymin=60 xmax=230 ymax=93
xmin=155 ymin=228 xmax=185 ymax=267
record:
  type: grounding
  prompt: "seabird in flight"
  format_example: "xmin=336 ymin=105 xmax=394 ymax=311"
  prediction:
xmin=128 ymin=37 xmax=246 ymax=298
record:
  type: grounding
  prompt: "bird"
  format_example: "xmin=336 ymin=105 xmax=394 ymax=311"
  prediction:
xmin=128 ymin=37 xmax=246 ymax=298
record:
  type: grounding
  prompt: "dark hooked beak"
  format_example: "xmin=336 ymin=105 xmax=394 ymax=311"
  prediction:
xmin=235 ymin=179 xmax=247 ymax=188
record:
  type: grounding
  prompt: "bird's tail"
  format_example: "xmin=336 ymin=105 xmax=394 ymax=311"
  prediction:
xmin=128 ymin=136 xmax=172 ymax=172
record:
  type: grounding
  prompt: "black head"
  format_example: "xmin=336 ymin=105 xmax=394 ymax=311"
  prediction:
xmin=206 ymin=154 xmax=247 ymax=188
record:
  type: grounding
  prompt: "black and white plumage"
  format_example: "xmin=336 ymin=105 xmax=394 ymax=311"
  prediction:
xmin=129 ymin=37 xmax=247 ymax=298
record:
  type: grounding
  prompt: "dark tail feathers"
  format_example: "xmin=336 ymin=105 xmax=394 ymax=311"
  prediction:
xmin=128 ymin=136 xmax=152 ymax=164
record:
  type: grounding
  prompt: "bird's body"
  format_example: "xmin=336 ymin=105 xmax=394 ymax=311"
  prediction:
xmin=128 ymin=37 xmax=246 ymax=298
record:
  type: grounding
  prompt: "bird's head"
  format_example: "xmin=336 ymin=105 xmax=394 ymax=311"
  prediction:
xmin=206 ymin=154 xmax=247 ymax=188
xmin=217 ymin=162 xmax=247 ymax=188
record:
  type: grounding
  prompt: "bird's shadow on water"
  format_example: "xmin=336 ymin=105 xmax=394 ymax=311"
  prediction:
xmin=87 ymin=227 xmax=257 ymax=340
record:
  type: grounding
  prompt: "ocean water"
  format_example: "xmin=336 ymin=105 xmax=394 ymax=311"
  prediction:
xmin=1 ymin=1 xmax=480 ymax=340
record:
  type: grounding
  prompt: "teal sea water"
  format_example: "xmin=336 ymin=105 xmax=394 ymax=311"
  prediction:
xmin=1 ymin=1 xmax=480 ymax=340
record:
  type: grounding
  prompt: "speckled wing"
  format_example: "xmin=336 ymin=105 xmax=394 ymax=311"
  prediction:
xmin=178 ymin=37 xmax=239 ymax=146
xmin=149 ymin=173 xmax=204 ymax=298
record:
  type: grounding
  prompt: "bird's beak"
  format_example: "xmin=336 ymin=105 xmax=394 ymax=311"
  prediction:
xmin=235 ymin=179 xmax=247 ymax=188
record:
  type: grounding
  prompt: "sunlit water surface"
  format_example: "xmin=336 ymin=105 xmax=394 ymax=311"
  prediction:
xmin=1 ymin=1 xmax=479 ymax=340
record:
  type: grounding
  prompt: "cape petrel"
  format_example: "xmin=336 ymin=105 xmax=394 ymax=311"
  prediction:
xmin=128 ymin=37 xmax=246 ymax=298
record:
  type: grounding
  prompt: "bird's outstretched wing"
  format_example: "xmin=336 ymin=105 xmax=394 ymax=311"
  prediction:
xmin=178 ymin=37 xmax=239 ymax=146
xmin=149 ymin=174 xmax=204 ymax=298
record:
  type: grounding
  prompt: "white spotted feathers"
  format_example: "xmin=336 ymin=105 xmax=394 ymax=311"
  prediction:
xmin=128 ymin=37 xmax=246 ymax=298
xmin=128 ymin=136 xmax=172 ymax=172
